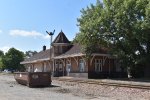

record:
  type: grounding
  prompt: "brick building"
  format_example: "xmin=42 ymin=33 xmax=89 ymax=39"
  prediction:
xmin=21 ymin=31 xmax=126 ymax=78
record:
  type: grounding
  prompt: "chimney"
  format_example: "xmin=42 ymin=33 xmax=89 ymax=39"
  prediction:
xmin=43 ymin=45 xmax=46 ymax=51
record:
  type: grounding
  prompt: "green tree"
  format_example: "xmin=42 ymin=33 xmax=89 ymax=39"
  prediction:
xmin=77 ymin=0 xmax=150 ymax=77
xmin=1 ymin=48 xmax=24 ymax=70
xmin=0 ymin=58 xmax=3 ymax=70
xmin=0 ymin=50 xmax=4 ymax=70
xmin=0 ymin=50 xmax=4 ymax=57
xmin=25 ymin=50 xmax=37 ymax=58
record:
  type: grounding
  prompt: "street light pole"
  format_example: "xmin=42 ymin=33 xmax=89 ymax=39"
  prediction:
xmin=46 ymin=30 xmax=55 ymax=75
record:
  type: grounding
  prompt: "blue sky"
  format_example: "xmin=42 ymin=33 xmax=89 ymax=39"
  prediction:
xmin=0 ymin=0 xmax=98 ymax=53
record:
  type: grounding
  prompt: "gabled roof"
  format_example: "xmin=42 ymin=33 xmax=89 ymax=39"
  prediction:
xmin=53 ymin=30 xmax=70 ymax=44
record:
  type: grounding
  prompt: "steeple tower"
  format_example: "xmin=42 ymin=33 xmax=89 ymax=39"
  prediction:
xmin=52 ymin=30 xmax=71 ymax=56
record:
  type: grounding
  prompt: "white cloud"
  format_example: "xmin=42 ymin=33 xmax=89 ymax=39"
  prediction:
xmin=0 ymin=46 xmax=10 ymax=53
xmin=9 ymin=30 xmax=42 ymax=37
xmin=0 ymin=46 xmax=24 ymax=53
xmin=9 ymin=29 xmax=49 ymax=39
xmin=43 ymin=34 xmax=50 ymax=39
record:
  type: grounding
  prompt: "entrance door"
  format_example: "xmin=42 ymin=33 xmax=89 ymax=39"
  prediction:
xmin=43 ymin=62 xmax=47 ymax=72
xmin=66 ymin=64 xmax=71 ymax=76
xmin=79 ymin=59 xmax=85 ymax=72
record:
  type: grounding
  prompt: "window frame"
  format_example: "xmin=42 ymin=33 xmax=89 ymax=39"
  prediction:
xmin=95 ymin=59 xmax=103 ymax=72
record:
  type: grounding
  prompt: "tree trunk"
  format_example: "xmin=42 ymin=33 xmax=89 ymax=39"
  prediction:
xmin=127 ymin=67 xmax=132 ymax=78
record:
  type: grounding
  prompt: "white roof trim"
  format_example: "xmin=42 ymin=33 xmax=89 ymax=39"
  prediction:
xmin=21 ymin=53 xmax=113 ymax=64
xmin=52 ymin=43 xmax=71 ymax=46
xmin=92 ymin=53 xmax=111 ymax=57
xmin=54 ymin=53 xmax=84 ymax=59
xmin=53 ymin=53 xmax=111 ymax=59
xmin=20 ymin=58 xmax=50 ymax=64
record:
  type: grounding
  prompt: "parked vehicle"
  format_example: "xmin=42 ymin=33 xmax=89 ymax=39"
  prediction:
xmin=3 ymin=69 xmax=15 ymax=73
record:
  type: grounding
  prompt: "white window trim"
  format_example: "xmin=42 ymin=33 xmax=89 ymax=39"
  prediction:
xmin=95 ymin=59 xmax=103 ymax=72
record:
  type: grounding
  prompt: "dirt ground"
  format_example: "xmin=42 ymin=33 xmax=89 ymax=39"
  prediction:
xmin=0 ymin=74 xmax=87 ymax=100
xmin=0 ymin=73 xmax=150 ymax=100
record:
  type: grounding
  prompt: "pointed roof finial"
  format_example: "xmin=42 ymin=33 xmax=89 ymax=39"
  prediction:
xmin=53 ymin=30 xmax=70 ymax=43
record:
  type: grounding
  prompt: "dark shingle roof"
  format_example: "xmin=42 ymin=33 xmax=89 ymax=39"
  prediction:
xmin=53 ymin=31 xmax=70 ymax=43
xmin=21 ymin=44 xmax=81 ymax=63
xmin=21 ymin=44 xmax=109 ymax=63
xmin=53 ymin=44 xmax=109 ymax=59
xmin=53 ymin=44 xmax=82 ymax=59
xmin=56 ymin=44 xmax=82 ymax=56
xmin=21 ymin=49 xmax=51 ymax=64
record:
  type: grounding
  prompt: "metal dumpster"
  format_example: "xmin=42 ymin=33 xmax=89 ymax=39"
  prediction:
xmin=14 ymin=72 xmax=51 ymax=87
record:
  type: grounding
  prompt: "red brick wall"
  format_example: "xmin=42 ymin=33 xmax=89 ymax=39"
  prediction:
xmin=89 ymin=56 xmax=115 ymax=72
xmin=71 ymin=57 xmax=79 ymax=72
xmin=68 ymin=57 xmax=88 ymax=72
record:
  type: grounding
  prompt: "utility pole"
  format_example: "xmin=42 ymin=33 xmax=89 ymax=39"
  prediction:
xmin=46 ymin=30 xmax=55 ymax=75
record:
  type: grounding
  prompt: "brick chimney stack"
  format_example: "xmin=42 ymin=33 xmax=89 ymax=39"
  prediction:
xmin=43 ymin=45 xmax=46 ymax=51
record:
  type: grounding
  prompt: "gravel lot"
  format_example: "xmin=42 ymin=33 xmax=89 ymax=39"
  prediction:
xmin=0 ymin=74 xmax=86 ymax=100
xmin=0 ymin=74 xmax=150 ymax=100
xmin=53 ymin=80 xmax=150 ymax=100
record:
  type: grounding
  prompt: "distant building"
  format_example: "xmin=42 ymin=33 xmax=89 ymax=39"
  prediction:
xmin=21 ymin=31 xmax=126 ymax=78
